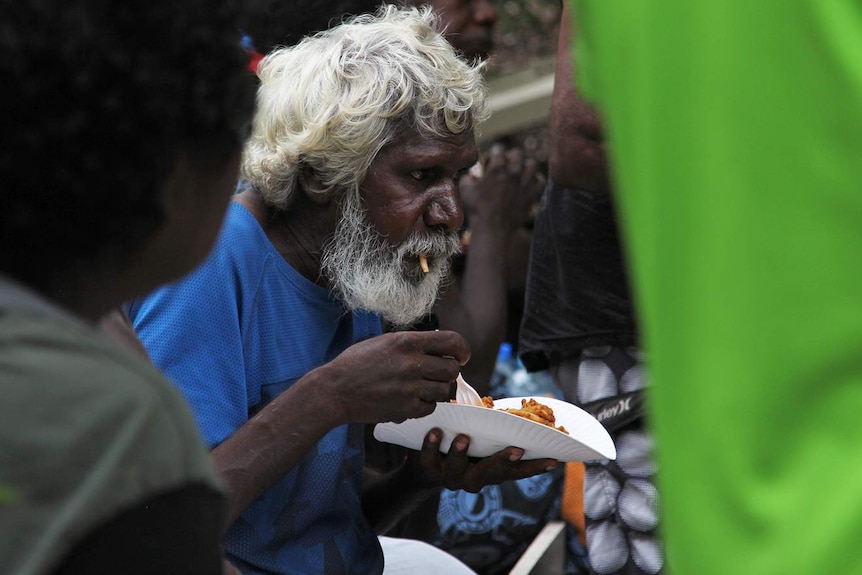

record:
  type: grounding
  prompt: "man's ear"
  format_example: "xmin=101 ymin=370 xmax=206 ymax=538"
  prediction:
xmin=298 ymin=164 xmax=332 ymax=205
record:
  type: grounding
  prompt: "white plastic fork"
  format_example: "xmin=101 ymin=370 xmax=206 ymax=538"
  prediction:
xmin=455 ymin=373 xmax=485 ymax=406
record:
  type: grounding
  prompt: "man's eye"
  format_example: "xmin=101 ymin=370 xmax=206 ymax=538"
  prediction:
xmin=410 ymin=170 xmax=430 ymax=181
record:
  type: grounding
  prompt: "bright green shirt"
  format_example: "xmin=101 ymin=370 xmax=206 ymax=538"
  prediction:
xmin=572 ymin=1 xmax=862 ymax=572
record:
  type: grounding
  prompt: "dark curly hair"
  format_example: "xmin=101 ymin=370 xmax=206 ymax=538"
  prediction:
xmin=240 ymin=0 xmax=384 ymax=53
xmin=0 ymin=0 xmax=257 ymax=286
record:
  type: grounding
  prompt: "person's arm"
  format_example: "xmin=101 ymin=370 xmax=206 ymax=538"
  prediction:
xmin=548 ymin=2 xmax=608 ymax=193
xmin=212 ymin=329 xmax=472 ymax=524
xmin=211 ymin=367 xmax=348 ymax=524
xmin=434 ymin=145 xmax=543 ymax=393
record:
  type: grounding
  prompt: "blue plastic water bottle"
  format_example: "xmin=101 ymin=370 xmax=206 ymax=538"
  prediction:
xmin=505 ymin=350 xmax=563 ymax=399
xmin=489 ymin=342 xmax=516 ymax=398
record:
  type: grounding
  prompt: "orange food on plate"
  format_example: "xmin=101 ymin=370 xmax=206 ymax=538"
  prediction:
xmin=483 ymin=397 xmax=569 ymax=435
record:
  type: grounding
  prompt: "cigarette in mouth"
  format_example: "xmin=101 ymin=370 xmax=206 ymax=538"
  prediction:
xmin=419 ymin=253 xmax=429 ymax=274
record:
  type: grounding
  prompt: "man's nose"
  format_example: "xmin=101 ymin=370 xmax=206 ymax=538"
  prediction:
xmin=424 ymin=185 xmax=464 ymax=232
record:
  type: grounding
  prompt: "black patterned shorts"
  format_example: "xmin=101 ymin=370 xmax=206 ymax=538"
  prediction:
xmin=552 ymin=347 xmax=665 ymax=575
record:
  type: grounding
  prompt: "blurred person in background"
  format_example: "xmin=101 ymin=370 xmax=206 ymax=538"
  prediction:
xmin=407 ymin=0 xmax=498 ymax=62
xmin=519 ymin=3 xmax=663 ymax=574
xmin=0 ymin=0 xmax=256 ymax=573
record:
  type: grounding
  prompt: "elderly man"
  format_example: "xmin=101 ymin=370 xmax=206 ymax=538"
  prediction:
xmin=128 ymin=6 xmax=556 ymax=575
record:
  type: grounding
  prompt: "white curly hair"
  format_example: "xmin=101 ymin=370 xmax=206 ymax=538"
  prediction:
xmin=241 ymin=4 xmax=489 ymax=210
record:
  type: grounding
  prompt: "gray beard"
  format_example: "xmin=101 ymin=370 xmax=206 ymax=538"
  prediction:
xmin=320 ymin=191 xmax=461 ymax=327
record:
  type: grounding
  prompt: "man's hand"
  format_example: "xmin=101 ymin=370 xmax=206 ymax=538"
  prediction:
xmin=414 ymin=427 xmax=558 ymax=492
xmin=319 ymin=330 xmax=471 ymax=425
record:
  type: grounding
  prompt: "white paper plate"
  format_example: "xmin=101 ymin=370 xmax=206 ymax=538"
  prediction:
xmin=373 ymin=396 xmax=616 ymax=462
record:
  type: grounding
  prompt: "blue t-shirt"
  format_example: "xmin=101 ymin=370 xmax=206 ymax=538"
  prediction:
xmin=128 ymin=202 xmax=384 ymax=574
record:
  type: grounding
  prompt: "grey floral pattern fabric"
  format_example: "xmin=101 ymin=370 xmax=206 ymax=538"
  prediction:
xmin=557 ymin=346 xmax=664 ymax=575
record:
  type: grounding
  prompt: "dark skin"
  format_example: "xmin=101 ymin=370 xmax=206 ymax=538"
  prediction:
xmin=221 ymin=127 xmax=557 ymax=529
xmin=53 ymin=151 xmax=241 ymax=324
xmin=364 ymin=131 xmax=543 ymax=392
xmin=548 ymin=3 xmax=609 ymax=193
xmin=434 ymin=144 xmax=544 ymax=393
xmin=410 ymin=1 xmax=545 ymax=393
xmin=410 ymin=0 xmax=498 ymax=61
xmin=361 ymin=129 xmax=475 ymax=247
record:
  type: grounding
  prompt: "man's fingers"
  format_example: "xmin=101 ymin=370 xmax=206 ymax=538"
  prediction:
xmin=419 ymin=428 xmax=444 ymax=484
xmin=409 ymin=330 xmax=471 ymax=366
xmin=441 ymin=434 xmax=471 ymax=490
xmin=416 ymin=381 xmax=453 ymax=403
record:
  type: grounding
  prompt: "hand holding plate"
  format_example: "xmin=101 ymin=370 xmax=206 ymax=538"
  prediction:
xmin=414 ymin=428 xmax=558 ymax=493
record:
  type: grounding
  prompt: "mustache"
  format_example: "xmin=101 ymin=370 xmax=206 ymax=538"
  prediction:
xmin=396 ymin=228 xmax=461 ymax=260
